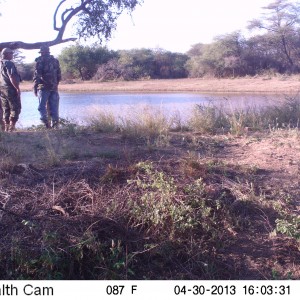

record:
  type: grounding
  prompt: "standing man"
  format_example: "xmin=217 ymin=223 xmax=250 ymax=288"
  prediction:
xmin=33 ymin=45 xmax=61 ymax=129
xmin=0 ymin=98 xmax=4 ymax=131
xmin=0 ymin=48 xmax=21 ymax=132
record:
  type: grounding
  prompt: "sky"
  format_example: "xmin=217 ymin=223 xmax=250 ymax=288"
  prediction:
xmin=0 ymin=0 xmax=278 ymax=62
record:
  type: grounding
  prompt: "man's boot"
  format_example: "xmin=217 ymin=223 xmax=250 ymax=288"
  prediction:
xmin=42 ymin=119 xmax=50 ymax=129
xmin=51 ymin=120 xmax=59 ymax=129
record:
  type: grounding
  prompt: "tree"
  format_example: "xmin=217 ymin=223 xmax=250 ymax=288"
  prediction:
xmin=93 ymin=48 xmax=189 ymax=81
xmin=59 ymin=44 xmax=116 ymax=80
xmin=152 ymin=49 xmax=188 ymax=78
xmin=0 ymin=0 xmax=143 ymax=51
xmin=248 ymin=0 xmax=300 ymax=72
xmin=243 ymin=34 xmax=286 ymax=74
xmin=185 ymin=43 xmax=207 ymax=77
xmin=118 ymin=48 xmax=155 ymax=79
xmin=185 ymin=32 xmax=246 ymax=78
xmin=93 ymin=57 xmax=123 ymax=81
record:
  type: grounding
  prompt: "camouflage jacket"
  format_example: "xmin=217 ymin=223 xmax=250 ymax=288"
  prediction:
xmin=33 ymin=54 xmax=61 ymax=92
xmin=0 ymin=59 xmax=21 ymax=89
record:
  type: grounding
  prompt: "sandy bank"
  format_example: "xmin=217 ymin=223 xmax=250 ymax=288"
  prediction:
xmin=21 ymin=76 xmax=300 ymax=93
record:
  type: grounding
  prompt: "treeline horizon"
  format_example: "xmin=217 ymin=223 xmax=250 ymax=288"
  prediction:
xmin=17 ymin=0 xmax=300 ymax=81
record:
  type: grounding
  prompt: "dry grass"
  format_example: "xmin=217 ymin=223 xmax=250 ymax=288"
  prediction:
xmin=0 ymin=122 xmax=300 ymax=279
xmin=20 ymin=75 xmax=300 ymax=93
xmin=1 ymin=89 xmax=300 ymax=280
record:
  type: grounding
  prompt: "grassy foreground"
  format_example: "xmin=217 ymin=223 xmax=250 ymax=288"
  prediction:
xmin=0 ymin=94 xmax=300 ymax=279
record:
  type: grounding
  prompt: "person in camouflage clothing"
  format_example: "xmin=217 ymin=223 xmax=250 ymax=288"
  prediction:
xmin=0 ymin=48 xmax=21 ymax=132
xmin=0 ymin=97 xmax=4 ymax=131
xmin=33 ymin=45 xmax=61 ymax=129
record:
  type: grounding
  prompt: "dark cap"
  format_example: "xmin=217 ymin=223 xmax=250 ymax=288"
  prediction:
xmin=1 ymin=48 xmax=13 ymax=56
xmin=39 ymin=46 xmax=50 ymax=53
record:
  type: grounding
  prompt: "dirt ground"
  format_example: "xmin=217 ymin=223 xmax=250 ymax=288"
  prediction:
xmin=2 ymin=127 xmax=299 ymax=279
xmin=214 ymin=130 xmax=300 ymax=279
xmin=91 ymin=129 xmax=300 ymax=279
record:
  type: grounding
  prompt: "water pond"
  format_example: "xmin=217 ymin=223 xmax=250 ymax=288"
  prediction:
xmin=18 ymin=91 xmax=285 ymax=128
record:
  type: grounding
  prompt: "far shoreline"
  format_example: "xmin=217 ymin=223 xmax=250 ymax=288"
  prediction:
xmin=21 ymin=76 xmax=300 ymax=94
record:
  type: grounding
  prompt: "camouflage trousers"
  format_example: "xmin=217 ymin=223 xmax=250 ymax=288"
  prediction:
xmin=0 ymin=100 xmax=4 ymax=130
xmin=0 ymin=88 xmax=21 ymax=123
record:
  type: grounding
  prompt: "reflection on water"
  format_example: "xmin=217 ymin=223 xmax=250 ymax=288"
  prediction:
xmin=18 ymin=91 xmax=284 ymax=128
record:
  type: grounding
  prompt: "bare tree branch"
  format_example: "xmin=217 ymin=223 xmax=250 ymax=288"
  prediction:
xmin=0 ymin=0 xmax=143 ymax=51
xmin=54 ymin=0 xmax=67 ymax=31
xmin=0 ymin=38 xmax=77 ymax=51
xmin=0 ymin=0 xmax=90 ymax=51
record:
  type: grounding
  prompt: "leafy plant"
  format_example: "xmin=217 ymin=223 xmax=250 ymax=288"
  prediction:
xmin=276 ymin=215 xmax=300 ymax=239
